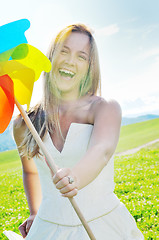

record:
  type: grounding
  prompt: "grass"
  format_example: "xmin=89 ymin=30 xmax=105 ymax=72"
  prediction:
xmin=116 ymin=118 xmax=159 ymax=153
xmin=0 ymin=150 xmax=21 ymax=171
xmin=0 ymin=150 xmax=29 ymax=239
xmin=0 ymin=146 xmax=158 ymax=239
xmin=114 ymin=143 xmax=159 ymax=239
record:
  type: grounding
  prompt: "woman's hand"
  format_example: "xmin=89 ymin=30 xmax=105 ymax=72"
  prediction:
xmin=52 ymin=168 xmax=78 ymax=198
xmin=19 ymin=214 xmax=36 ymax=238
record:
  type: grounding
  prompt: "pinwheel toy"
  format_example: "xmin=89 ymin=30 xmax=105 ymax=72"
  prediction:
xmin=0 ymin=19 xmax=51 ymax=133
xmin=1 ymin=19 xmax=96 ymax=240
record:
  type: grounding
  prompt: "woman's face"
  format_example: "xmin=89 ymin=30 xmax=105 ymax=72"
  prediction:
xmin=53 ymin=32 xmax=90 ymax=100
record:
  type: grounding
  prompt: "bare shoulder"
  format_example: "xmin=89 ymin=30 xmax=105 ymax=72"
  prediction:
xmin=89 ymin=96 xmax=122 ymax=124
xmin=87 ymin=97 xmax=122 ymax=155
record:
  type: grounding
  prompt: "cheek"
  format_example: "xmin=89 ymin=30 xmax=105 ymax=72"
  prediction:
xmin=79 ymin=58 xmax=88 ymax=68
xmin=54 ymin=55 xmax=65 ymax=67
xmin=80 ymin=63 xmax=89 ymax=76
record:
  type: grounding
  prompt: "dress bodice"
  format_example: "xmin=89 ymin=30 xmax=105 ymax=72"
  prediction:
xmin=33 ymin=123 xmax=120 ymax=226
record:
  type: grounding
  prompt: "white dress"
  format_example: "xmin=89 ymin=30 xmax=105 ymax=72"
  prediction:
xmin=4 ymin=123 xmax=144 ymax=240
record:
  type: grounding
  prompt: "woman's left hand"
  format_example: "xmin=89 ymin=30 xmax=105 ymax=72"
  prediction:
xmin=52 ymin=168 xmax=78 ymax=198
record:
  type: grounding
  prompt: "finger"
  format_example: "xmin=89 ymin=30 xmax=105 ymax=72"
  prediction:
xmin=26 ymin=220 xmax=33 ymax=233
xmin=55 ymin=176 xmax=69 ymax=189
xmin=61 ymin=188 xmax=78 ymax=198
xmin=59 ymin=182 xmax=76 ymax=194
xmin=53 ymin=168 xmax=70 ymax=184
xmin=19 ymin=221 xmax=27 ymax=238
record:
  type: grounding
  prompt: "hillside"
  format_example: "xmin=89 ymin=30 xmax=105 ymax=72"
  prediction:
xmin=121 ymin=114 xmax=159 ymax=126
xmin=0 ymin=144 xmax=158 ymax=239
xmin=116 ymin=118 xmax=159 ymax=153
xmin=0 ymin=114 xmax=159 ymax=152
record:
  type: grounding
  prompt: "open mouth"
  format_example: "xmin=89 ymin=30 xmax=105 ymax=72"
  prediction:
xmin=59 ymin=68 xmax=75 ymax=78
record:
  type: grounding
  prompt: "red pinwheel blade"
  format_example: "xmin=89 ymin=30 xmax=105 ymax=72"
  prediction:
xmin=0 ymin=75 xmax=14 ymax=133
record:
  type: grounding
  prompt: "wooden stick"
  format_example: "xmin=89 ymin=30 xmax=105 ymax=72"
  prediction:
xmin=15 ymin=98 xmax=96 ymax=240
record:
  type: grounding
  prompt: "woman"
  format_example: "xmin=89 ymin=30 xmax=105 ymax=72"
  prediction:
xmin=4 ymin=24 xmax=144 ymax=239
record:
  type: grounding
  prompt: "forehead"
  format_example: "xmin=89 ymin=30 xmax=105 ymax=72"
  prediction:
xmin=63 ymin=32 xmax=90 ymax=52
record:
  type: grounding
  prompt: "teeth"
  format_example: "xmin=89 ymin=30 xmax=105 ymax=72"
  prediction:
xmin=59 ymin=69 xmax=75 ymax=78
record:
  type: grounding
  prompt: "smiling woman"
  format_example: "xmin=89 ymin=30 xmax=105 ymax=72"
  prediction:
xmin=52 ymin=32 xmax=90 ymax=100
xmin=4 ymin=24 xmax=144 ymax=240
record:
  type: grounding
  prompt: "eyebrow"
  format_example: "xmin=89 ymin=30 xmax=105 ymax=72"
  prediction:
xmin=63 ymin=45 xmax=89 ymax=56
xmin=79 ymin=51 xmax=89 ymax=56
xmin=63 ymin=46 xmax=69 ymax=50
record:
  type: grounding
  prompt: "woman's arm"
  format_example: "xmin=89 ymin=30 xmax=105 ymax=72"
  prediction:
xmin=53 ymin=98 xmax=122 ymax=197
xmin=13 ymin=118 xmax=42 ymax=237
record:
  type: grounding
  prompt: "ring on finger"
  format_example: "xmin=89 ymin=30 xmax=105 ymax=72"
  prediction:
xmin=67 ymin=176 xmax=74 ymax=184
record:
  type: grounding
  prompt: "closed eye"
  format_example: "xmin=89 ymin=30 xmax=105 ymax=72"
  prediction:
xmin=61 ymin=49 xmax=68 ymax=54
xmin=60 ymin=46 xmax=69 ymax=54
xmin=78 ymin=55 xmax=87 ymax=60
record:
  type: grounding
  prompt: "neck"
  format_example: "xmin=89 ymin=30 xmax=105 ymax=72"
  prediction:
xmin=60 ymin=89 xmax=79 ymax=102
xmin=58 ymin=95 xmax=88 ymax=113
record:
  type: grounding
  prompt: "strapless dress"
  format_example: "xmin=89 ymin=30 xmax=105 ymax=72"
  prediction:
xmin=4 ymin=123 xmax=144 ymax=240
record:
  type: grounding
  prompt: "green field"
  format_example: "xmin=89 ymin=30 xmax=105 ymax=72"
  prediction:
xmin=116 ymin=118 xmax=159 ymax=153
xmin=0 ymin=146 xmax=158 ymax=239
xmin=0 ymin=119 xmax=159 ymax=239
xmin=114 ymin=143 xmax=159 ymax=239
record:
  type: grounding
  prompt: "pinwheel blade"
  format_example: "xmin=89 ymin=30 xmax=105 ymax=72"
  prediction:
xmin=0 ymin=19 xmax=30 ymax=54
xmin=0 ymin=59 xmax=29 ymax=77
xmin=9 ymin=68 xmax=35 ymax=109
xmin=0 ymin=45 xmax=51 ymax=109
xmin=0 ymin=60 xmax=35 ymax=109
xmin=14 ymin=44 xmax=52 ymax=81
xmin=0 ymin=43 xmax=29 ymax=62
xmin=0 ymin=19 xmax=51 ymax=130
xmin=0 ymin=75 xmax=14 ymax=133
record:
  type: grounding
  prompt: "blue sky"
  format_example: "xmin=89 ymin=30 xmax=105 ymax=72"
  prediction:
xmin=1 ymin=0 xmax=159 ymax=116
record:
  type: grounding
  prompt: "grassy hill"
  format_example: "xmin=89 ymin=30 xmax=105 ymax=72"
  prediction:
xmin=1 ymin=116 xmax=158 ymax=168
xmin=0 ymin=150 xmax=20 ymax=171
xmin=1 ymin=116 xmax=159 ymax=152
xmin=114 ymin=143 xmax=159 ymax=239
xmin=0 ymin=144 xmax=158 ymax=239
xmin=116 ymin=118 xmax=159 ymax=153
xmin=0 ymin=118 xmax=159 ymax=239
xmin=121 ymin=114 xmax=159 ymax=126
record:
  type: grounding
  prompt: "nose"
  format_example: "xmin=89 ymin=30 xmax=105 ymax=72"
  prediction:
xmin=65 ymin=53 xmax=75 ymax=66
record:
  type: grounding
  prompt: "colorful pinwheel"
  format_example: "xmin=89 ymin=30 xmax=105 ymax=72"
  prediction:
xmin=1 ymin=19 xmax=95 ymax=240
xmin=0 ymin=19 xmax=52 ymax=133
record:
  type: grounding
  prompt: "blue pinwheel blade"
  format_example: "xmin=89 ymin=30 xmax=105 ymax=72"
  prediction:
xmin=0 ymin=19 xmax=30 ymax=54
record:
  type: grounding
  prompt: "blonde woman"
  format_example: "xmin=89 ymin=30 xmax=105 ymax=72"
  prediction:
xmin=5 ymin=24 xmax=144 ymax=239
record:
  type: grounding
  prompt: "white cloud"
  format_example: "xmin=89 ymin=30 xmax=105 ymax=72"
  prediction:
xmin=95 ymin=24 xmax=119 ymax=37
xmin=120 ymin=96 xmax=159 ymax=117
xmin=108 ymin=57 xmax=159 ymax=100
xmin=101 ymin=55 xmax=159 ymax=116
xmin=142 ymin=24 xmax=159 ymax=39
xmin=25 ymin=2 xmax=76 ymax=54
xmin=126 ymin=17 xmax=138 ymax=23
xmin=138 ymin=47 xmax=159 ymax=60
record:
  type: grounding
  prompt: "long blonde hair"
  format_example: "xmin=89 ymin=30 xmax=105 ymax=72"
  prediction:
xmin=17 ymin=23 xmax=101 ymax=158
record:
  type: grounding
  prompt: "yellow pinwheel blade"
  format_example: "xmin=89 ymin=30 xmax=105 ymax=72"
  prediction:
xmin=0 ymin=60 xmax=28 ymax=76
xmin=9 ymin=68 xmax=35 ymax=110
xmin=0 ymin=60 xmax=35 ymax=109
xmin=0 ymin=43 xmax=51 ymax=110
xmin=13 ymin=44 xmax=52 ymax=80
